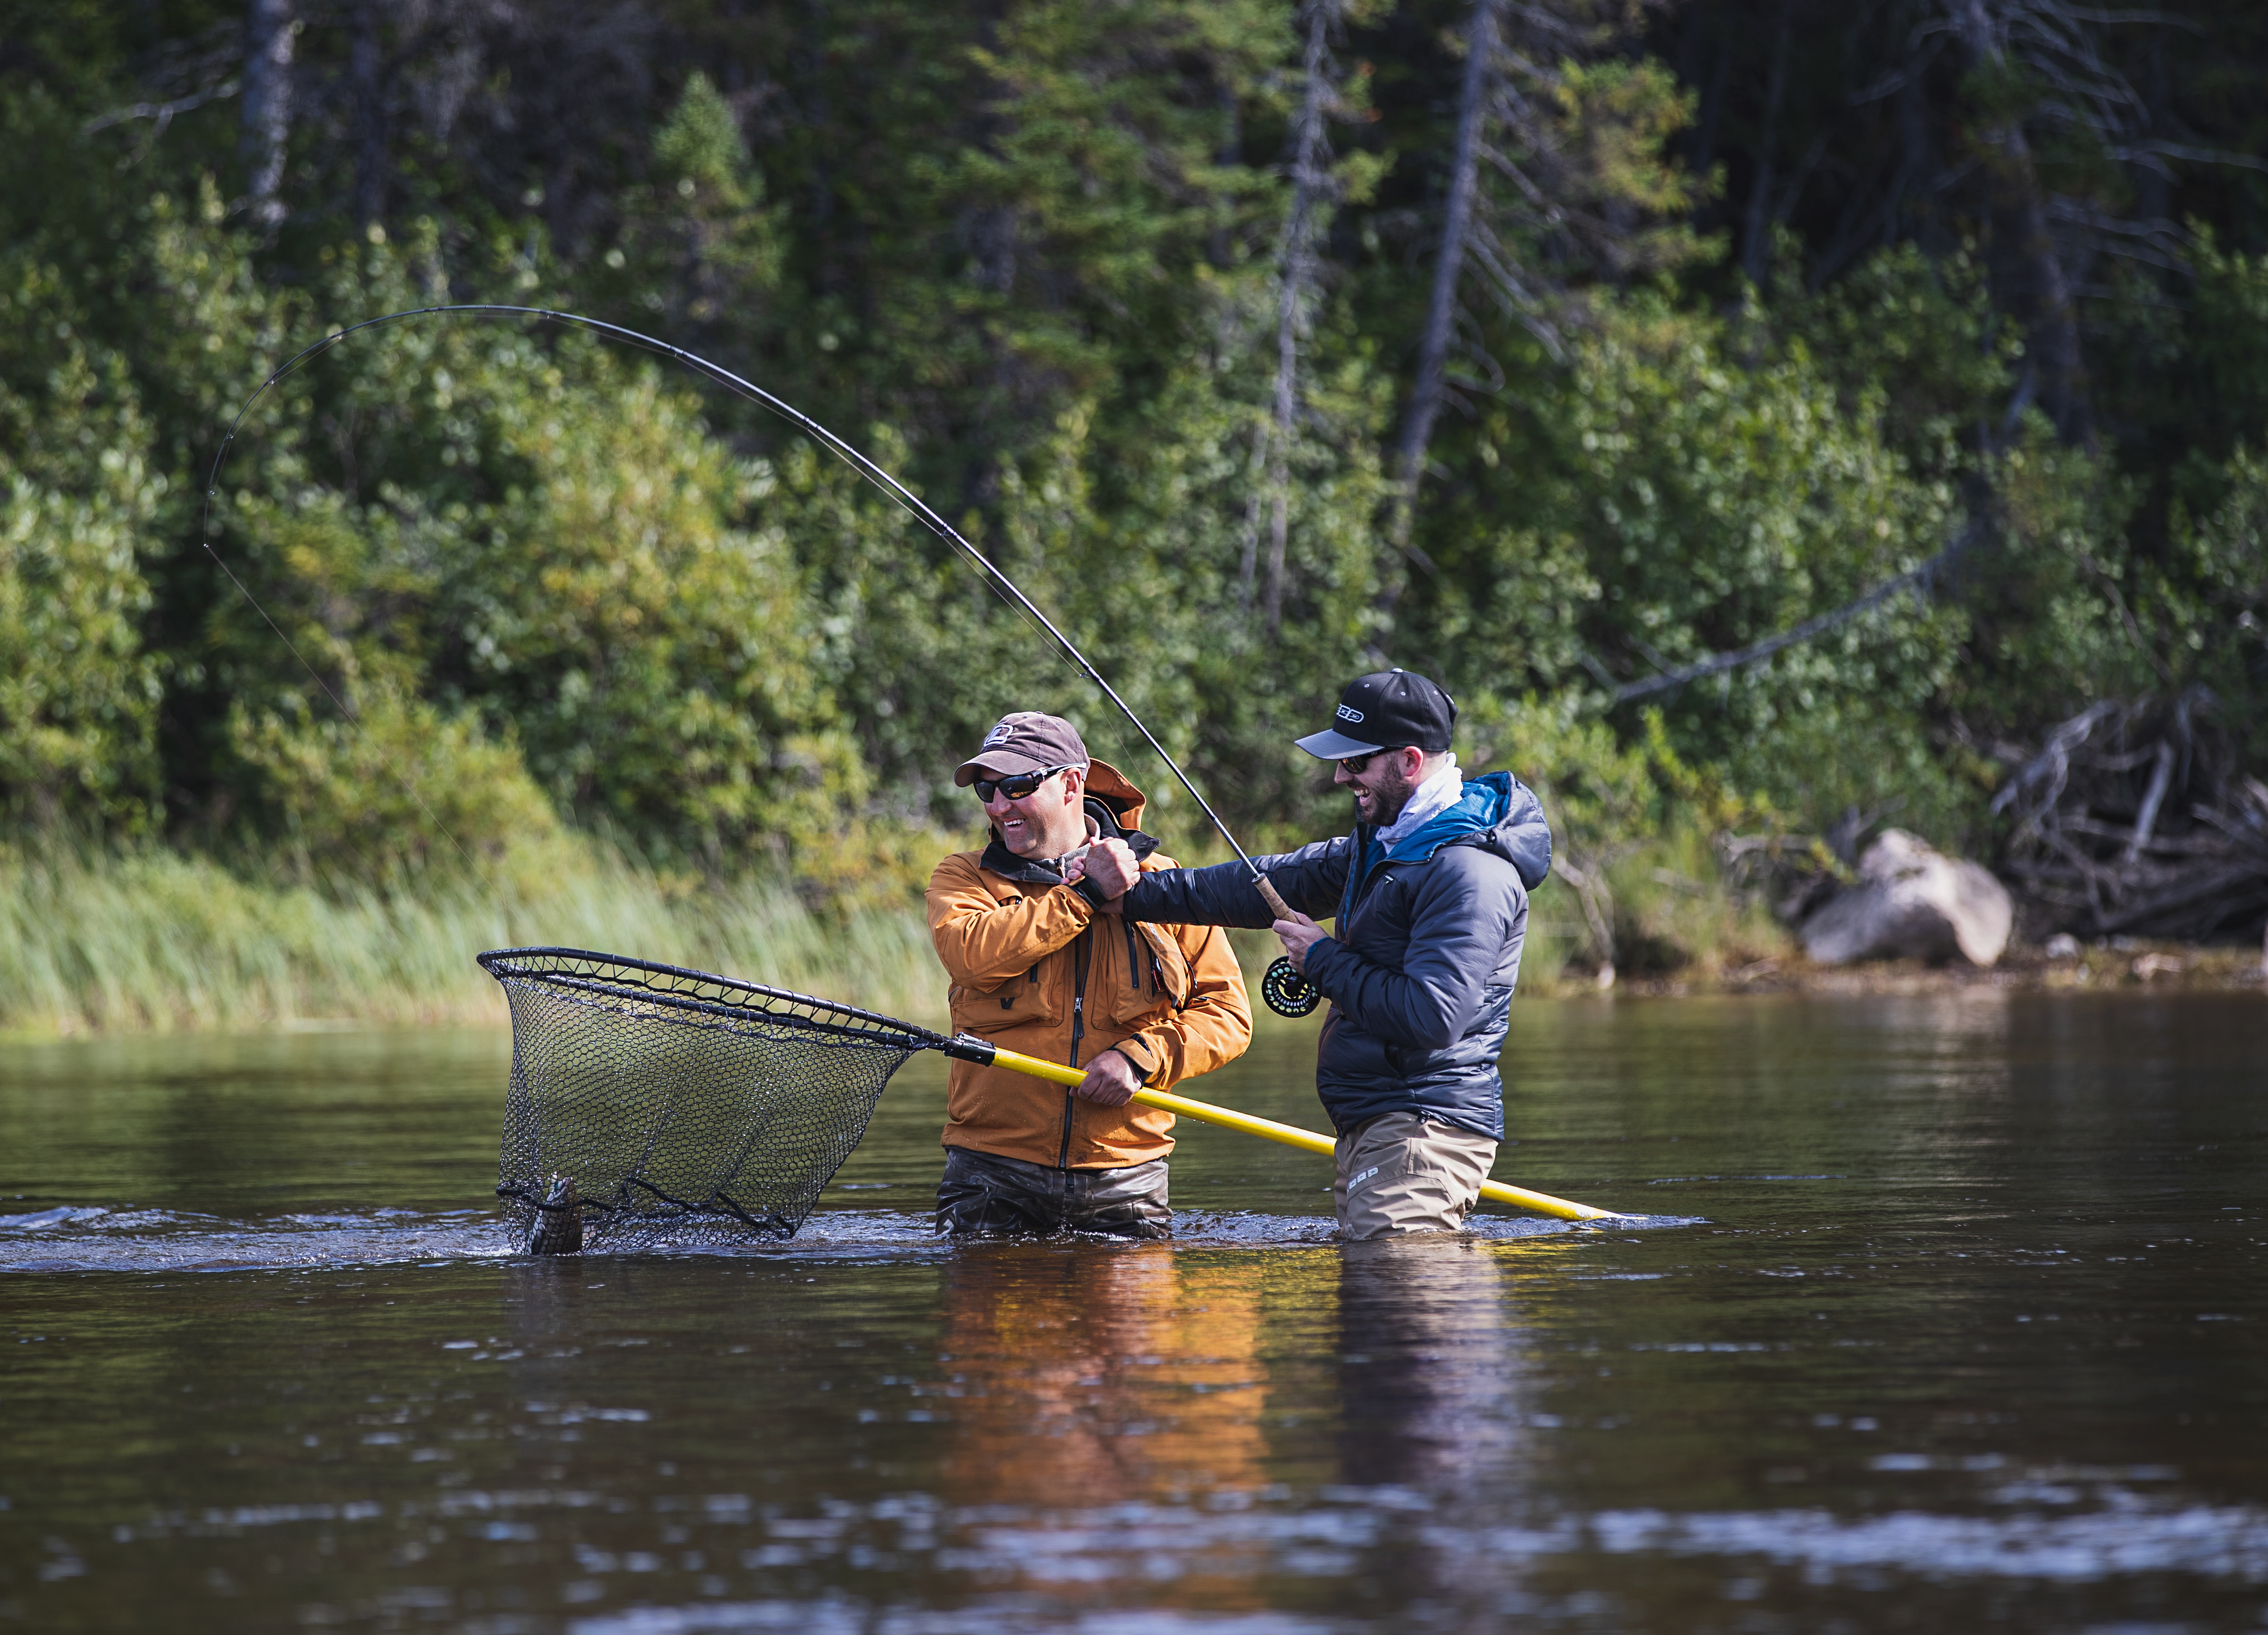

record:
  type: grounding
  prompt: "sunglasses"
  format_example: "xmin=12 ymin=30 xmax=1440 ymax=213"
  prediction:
xmin=1337 ymin=751 xmax=1382 ymax=774
xmin=973 ymin=765 xmax=1072 ymax=803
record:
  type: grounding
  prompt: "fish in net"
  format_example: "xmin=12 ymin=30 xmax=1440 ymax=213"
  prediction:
xmin=480 ymin=946 xmax=971 ymax=1249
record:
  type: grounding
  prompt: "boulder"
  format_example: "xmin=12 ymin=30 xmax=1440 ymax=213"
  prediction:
xmin=1799 ymin=829 xmax=2014 ymax=968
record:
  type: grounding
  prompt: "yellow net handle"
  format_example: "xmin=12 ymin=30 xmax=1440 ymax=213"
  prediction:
xmin=977 ymin=1040 xmax=1619 ymax=1223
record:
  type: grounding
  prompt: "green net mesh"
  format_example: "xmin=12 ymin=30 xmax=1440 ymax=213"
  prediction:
xmin=479 ymin=948 xmax=943 ymax=1246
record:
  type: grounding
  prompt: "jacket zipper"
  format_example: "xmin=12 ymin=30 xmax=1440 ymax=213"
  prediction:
xmin=1338 ymin=824 xmax=1375 ymax=931
xmin=1058 ymin=925 xmax=1092 ymax=1172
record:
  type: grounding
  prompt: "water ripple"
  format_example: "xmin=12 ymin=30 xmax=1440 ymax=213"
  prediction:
xmin=0 ymin=1202 xmax=1695 ymax=1273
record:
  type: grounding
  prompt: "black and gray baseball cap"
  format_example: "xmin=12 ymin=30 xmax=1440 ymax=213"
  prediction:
xmin=1294 ymin=669 xmax=1458 ymax=760
xmin=953 ymin=711 xmax=1092 ymax=786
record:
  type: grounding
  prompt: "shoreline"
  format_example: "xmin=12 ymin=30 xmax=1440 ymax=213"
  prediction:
xmin=5 ymin=939 xmax=2258 ymax=1046
xmin=5 ymin=846 xmax=2260 ymax=1041
xmin=1546 ymin=940 xmax=2268 ymax=1000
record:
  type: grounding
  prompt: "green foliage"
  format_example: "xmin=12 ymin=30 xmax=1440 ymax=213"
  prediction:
xmin=1 ymin=0 xmax=2263 ymax=972
xmin=0 ymin=468 xmax=163 ymax=831
xmin=653 ymin=72 xmax=756 ymax=201
xmin=613 ymin=71 xmax=788 ymax=327
xmin=1462 ymin=691 xmax=1662 ymax=855
xmin=1769 ymin=246 xmax=2018 ymax=483
xmin=0 ymin=280 xmax=165 ymax=832
xmin=1417 ymin=290 xmax=1972 ymax=838
xmin=1459 ymin=693 xmax=1786 ymax=983
xmin=2166 ymin=446 xmax=2268 ymax=760
xmin=226 ymin=685 xmax=565 ymax=890
xmin=1551 ymin=57 xmax=1714 ymax=276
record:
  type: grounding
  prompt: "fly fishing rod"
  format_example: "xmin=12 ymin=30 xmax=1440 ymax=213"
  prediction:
xmin=204 ymin=304 xmax=1324 ymax=1014
xmin=211 ymin=315 xmax=1617 ymax=1232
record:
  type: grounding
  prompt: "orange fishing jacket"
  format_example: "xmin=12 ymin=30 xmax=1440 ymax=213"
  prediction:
xmin=927 ymin=760 xmax=1251 ymax=1169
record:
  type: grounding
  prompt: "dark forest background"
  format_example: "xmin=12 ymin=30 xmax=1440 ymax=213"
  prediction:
xmin=3 ymin=0 xmax=2264 ymax=947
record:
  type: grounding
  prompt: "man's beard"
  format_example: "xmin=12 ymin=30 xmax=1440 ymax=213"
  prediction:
xmin=1356 ymin=763 xmax=1417 ymax=827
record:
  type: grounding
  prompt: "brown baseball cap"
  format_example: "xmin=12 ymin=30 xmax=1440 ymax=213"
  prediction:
xmin=953 ymin=711 xmax=1091 ymax=786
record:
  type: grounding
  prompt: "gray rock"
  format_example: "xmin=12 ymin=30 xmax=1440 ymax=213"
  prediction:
xmin=2044 ymin=932 xmax=2083 ymax=961
xmin=1800 ymin=829 xmax=2014 ymax=968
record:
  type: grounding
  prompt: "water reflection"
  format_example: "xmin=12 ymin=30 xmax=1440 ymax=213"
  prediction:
xmin=1330 ymin=1239 xmax=1535 ymax=1629
xmin=907 ymin=1238 xmax=1543 ymax=1622
xmin=939 ymin=1246 xmax=1268 ymax=1508
xmin=1336 ymin=1237 xmax=1521 ymax=1492
xmin=4 ymin=993 xmax=2266 ymax=1634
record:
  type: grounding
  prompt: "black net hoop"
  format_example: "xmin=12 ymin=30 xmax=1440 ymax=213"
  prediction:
xmin=479 ymin=947 xmax=950 ymax=1245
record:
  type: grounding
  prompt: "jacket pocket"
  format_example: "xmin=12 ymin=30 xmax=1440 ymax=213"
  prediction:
xmin=954 ymin=965 xmax=1059 ymax=1033
xmin=1129 ymin=922 xmax=1193 ymax=1012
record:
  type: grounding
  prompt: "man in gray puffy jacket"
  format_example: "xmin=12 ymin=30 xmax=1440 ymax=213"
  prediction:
xmin=1080 ymin=669 xmax=1552 ymax=1239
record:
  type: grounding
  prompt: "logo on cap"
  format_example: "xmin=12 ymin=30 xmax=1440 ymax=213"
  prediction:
xmin=981 ymin=723 xmax=1016 ymax=747
xmin=1337 ymin=704 xmax=1365 ymax=723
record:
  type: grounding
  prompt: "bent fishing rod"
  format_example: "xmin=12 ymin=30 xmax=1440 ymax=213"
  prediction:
xmin=206 ymin=312 xmax=1622 ymax=1220
xmin=202 ymin=304 xmax=1315 ymax=952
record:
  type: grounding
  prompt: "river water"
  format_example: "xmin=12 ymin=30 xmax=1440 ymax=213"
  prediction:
xmin=2 ymin=990 xmax=2263 ymax=1632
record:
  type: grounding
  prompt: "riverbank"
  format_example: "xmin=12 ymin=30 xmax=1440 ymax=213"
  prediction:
xmin=4 ymin=842 xmax=2259 ymax=1038
xmin=1581 ymin=938 xmax=2268 ymax=1000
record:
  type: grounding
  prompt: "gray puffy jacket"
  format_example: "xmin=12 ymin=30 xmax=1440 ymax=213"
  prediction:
xmin=1120 ymin=771 xmax=1551 ymax=1141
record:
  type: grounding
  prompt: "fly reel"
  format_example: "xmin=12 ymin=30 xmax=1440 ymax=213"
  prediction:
xmin=1260 ymin=956 xmax=1321 ymax=1019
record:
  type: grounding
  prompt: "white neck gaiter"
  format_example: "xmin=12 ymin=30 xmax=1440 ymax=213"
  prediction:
xmin=1375 ymin=754 xmax=1463 ymax=848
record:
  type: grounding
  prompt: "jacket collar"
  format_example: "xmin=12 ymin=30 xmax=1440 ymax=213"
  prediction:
xmin=1340 ymin=773 xmax=1533 ymax=919
xmin=980 ymin=794 xmax=1160 ymax=885
xmin=1378 ymin=772 xmax=1511 ymax=864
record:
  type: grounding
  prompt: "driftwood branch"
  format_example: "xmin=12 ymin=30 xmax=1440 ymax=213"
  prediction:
xmin=84 ymin=81 xmax=241 ymax=136
xmin=1610 ymin=517 xmax=1985 ymax=705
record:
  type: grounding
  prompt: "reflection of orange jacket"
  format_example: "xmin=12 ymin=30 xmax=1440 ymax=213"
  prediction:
xmin=927 ymin=760 xmax=1251 ymax=1168
xmin=939 ymin=1250 xmax=1268 ymax=1514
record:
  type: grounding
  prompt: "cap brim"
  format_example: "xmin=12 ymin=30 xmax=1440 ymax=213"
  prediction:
xmin=1293 ymin=726 xmax=1387 ymax=760
xmin=953 ymin=749 xmax=1056 ymax=787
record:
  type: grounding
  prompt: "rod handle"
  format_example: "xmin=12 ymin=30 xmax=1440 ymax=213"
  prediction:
xmin=1252 ymin=874 xmax=1296 ymax=922
xmin=971 ymin=1042 xmax=1620 ymax=1222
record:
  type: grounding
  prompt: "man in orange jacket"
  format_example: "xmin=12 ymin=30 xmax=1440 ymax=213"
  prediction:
xmin=927 ymin=711 xmax=1252 ymax=1238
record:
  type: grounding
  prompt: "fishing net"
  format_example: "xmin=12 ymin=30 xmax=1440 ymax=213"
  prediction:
xmin=479 ymin=947 xmax=948 ymax=1245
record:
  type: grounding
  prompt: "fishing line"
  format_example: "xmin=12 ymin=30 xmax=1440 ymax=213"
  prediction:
xmin=203 ymin=304 xmax=1321 ymax=1009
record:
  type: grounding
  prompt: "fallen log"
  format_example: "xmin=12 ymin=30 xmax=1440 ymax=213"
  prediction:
xmin=1992 ymin=690 xmax=2268 ymax=942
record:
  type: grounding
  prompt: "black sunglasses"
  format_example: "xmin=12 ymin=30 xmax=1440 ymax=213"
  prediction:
xmin=1337 ymin=746 xmax=1419 ymax=774
xmin=973 ymin=765 xmax=1072 ymax=803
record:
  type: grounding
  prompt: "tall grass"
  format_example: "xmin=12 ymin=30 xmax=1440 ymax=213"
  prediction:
xmin=0 ymin=814 xmax=1806 ymax=1035
xmin=0 ymin=842 xmax=944 ymax=1036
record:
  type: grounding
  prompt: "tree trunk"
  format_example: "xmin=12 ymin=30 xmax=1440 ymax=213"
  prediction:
xmin=1257 ymin=0 xmax=1337 ymax=632
xmin=1948 ymin=0 xmax=2094 ymax=450
xmin=1739 ymin=0 xmax=1793 ymax=285
xmin=241 ymin=0 xmax=296 ymax=231
xmin=1385 ymin=0 xmax=1499 ymax=593
xmin=350 ymin=0 xmax=386 ymax=230
xmin=1688 ymin=23 xmax=1732 ymax=212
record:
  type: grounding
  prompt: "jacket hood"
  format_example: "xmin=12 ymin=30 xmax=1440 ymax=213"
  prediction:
xmin=1080 ymin=757 xmax=1149 ymax=831
xmin=1378 ymin=770 xmax=1553 ymax=889
xmin=980 ymin=757 xmax=1159 ymax=884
